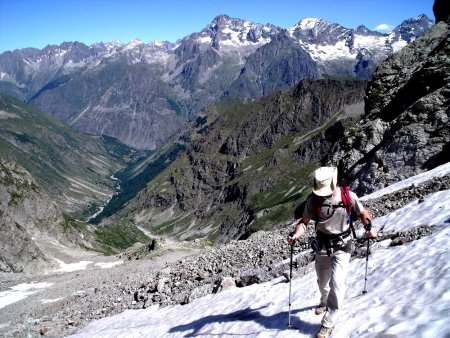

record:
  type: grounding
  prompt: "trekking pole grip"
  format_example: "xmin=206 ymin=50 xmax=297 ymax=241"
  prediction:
xmin=289 ymin=231 xmax=296 ymax=246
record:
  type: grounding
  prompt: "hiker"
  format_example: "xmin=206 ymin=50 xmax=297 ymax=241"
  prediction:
xmin=287 ymin=166 xmax=377 ymax=338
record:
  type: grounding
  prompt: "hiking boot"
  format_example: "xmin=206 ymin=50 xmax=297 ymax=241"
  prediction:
xmin=314 ymin=304 xmax=327 ymax=315
xmin=316 ymin=325 xmax=333 ymax=338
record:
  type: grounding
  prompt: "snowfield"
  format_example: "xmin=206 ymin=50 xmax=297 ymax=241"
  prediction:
xmin=68 ymin=164 xmax=450 ymax=338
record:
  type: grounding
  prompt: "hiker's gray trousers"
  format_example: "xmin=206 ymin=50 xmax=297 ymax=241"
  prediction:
xmin=315 ymin=245 xmax=351 ymax=328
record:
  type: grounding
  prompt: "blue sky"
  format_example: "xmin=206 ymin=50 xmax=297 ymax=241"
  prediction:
xmin=0 ymin=0 xmax=435 ymax=53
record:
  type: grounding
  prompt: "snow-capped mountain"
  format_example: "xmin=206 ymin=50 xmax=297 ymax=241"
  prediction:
xmin=0 ymin=14 xmax=434 ymax=149
xmin=186 ymin=14 xmax=281 ymax=52
xmin=288 ymin=14 xmax=433 ymax=77
xmin=389 ymin=14 xmax=435 ymax=51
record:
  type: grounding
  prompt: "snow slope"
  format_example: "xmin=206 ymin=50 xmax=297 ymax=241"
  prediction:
xmin=69 ymin=164 xmax=450 ymax=338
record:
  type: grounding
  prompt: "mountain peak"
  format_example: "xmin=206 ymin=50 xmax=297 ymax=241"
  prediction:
xmin=295 ymin=17 xmax=329 ymax=30
xmin=108 ymin=39 xmax=123 ymax=46
xmin=395 ymin=14 xmax=433 ymax=30
xmin=123 ymin=39 xmax=144 ymax=50
xmin=409 ymin=14 xmax=431 ymax=23
xmin=129 ymin=38 xmax=144 ymax=45
xmin=288 ymin=17 xmax=350 ymax=46
xmin=208 ymin=14 xmax=247 ymax=30
xmin=151 ymin=40 xmax=165 ymax=47
xmin=356 ymin=25 xmax=385 ymax=36
xmin=182 ymin=14 xmax=281 ymax=51
xmin=288 ymin=17 xmax=348 ymax=40
xmin=389 ymin=14 xmax=434 ymax=48
xmin=211 ymin=14 xmax=233 ymax=23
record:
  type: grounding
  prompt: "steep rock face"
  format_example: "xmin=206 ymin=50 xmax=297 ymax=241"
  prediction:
xmin=0 ymin=160 xmax=103 ymax=273
xmin=327 ymin=22 xmax=450 ymax=194
xmin=114 ymin=79 xmax=366 ymax=242
xmin=0 ymin=160 xmax=58 ymax=273
xmin=29 ymin=60 xmax=186 ymax=150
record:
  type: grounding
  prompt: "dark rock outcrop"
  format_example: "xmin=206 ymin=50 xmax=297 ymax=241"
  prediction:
xmin=327 ymin=21 xmax=450 ymax=195
xmin=224 ymin=31 xmax=320 ymax=98
xmin=433 ymin=0 xmax=450 ymax=23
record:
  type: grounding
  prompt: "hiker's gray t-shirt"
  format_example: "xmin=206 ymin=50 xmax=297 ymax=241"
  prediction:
xmin=303 ymin=189 xmax=365 ymax=235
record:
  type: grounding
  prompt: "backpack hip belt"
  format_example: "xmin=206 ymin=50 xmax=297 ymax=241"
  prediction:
xmin=316 ymin=229 xmax=352 ymax=256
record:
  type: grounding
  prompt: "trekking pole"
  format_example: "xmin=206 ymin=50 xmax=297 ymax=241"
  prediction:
xmin=362 ymin=220 xmax=372 ymax=294
xmin=362 ymin=238 xmax=370 ymax=294
xmin=288 ymin=232 xmax=295 ymax=329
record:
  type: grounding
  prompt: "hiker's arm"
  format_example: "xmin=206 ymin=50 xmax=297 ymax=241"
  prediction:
xmin=360 ymin=210 xmax=377 ymax=238
xmin=288 ymin=218 xmax=310 ymax=245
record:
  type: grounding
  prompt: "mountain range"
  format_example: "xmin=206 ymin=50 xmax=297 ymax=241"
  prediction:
xmin=0 ymin=14 xmax=433 ymax=149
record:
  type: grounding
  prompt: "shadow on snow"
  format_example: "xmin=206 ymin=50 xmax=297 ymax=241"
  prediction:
xmin=168 ymin=305 xmax=319 ymax=336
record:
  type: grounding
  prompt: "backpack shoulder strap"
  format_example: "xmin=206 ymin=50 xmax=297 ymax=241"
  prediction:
xmin=340 ymin=186 xmax=357 ymax=237
xmin=339 ymin=186 xmax=352 ymax=214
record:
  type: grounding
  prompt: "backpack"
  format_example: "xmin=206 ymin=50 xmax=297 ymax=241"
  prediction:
xmin=313 ymin=186 xmax=357 ymax=238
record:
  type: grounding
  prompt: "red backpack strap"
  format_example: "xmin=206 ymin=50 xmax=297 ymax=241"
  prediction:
xmin=340 ymin=185 xmax=357 ymax=237
xmin=340 ymin=186 xmax=352 ymax=215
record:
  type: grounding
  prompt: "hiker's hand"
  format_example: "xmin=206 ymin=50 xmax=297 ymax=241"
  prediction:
xmin=366 ymin=229 xmax=377 ymax=238
xmin=288 ymin=233 xmax=297 ymax=246
xmin=288 ymin=221 xmax=307 ymax=245
xmin=364 ymin=221 xmax=376 ymax=238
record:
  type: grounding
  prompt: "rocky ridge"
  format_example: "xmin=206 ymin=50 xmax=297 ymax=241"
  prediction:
xmin=0 ymin=160 xmax=56 ymax=273
xmin=0 ymin=172 xmax=448 ymax=338
xmin=288 ymin=15 xmax=433 ymax=78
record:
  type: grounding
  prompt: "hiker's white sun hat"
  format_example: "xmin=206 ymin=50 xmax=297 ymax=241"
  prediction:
xmin=313 ymin=166 xmax=338 ymax=196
